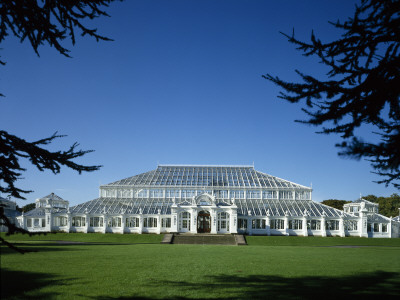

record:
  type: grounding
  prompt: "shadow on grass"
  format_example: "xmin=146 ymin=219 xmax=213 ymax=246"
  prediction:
xmin=92 ymin=271 xmax=400 ymax=299
xmin=0 ymin=244 xmax=82 ymax=256
xmin=0 ymin=242 xmax=160 ymax=256
xmin=170 ymin=271 xmax=400 ymax=299
xmin=1 ymin=268 xmax=71 ymax=299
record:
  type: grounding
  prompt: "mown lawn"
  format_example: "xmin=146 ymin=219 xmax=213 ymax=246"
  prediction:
xmin=246 ymin=235 xmax=400 ymax=246
xmin=0 ymin=232 xmax=163 ymax=244
xmin=1 ymin=234 xmax=400 ymax=299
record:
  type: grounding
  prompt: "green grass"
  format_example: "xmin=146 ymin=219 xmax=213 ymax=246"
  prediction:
xmin=1 ymin=234 xmax=400 ymax=299
xmin=246 ymin=235 xmax=400 ymax=247
xmin=0 ymin=232 xmax=162 ymax=244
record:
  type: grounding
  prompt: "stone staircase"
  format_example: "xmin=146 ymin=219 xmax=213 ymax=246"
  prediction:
xmin=234 ymin=234 xmax=247 ymax=245
xmin=161 ymin=233 xmax=174 ymax=244
xmin=163 ymin=233 xmax=247 ymax=245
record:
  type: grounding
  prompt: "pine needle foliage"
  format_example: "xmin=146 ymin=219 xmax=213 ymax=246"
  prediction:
xmin=0 ymin=0 xmax=121 ymax=199
xmin=0 ymin=0 xmax=117 ymax=63
xmin=263 ymin=0 xmax=400 ymax=188
xmin=0 ymin=131 xmax=101 ymax=200
xmin=0 ymin=1 xmax=120 ymax=249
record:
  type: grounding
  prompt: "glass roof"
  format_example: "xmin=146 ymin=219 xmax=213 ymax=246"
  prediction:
xmin=236 ymin=199 xmax=347 ymax=217
xmin=367 ymin=214 xmax=390 ymax=223
xmin=70 ymin=197 xmax=348 ymax=218
xmin=71 ymin=197 xmax=173 ymax=215
xmin=24 ymin=207 xmax=67 ymax=217
xmin=24 ymin=208 xmax=47 ymax=217
xmin=38 ymin=193 xmax=66 ymax=202
xmin=103 ymin=165 xmax=311 ymax=189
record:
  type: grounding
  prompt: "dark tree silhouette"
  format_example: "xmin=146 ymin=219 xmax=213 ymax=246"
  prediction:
xmin=0 ymin=0 xmax=116 ymax=64
xmin=0 ymin=131 xmax=101 ymax=199
xmin=0 ymin=0 xmax=120 ymax=198
xmin=0 ymin=0 xmax=120 ymax=250
xmin=263 ymin=0 xmax=400 ymax=188
xmin=0 ymin=205 xmax=39 ymax=254
xmin=20 ymin=203 xmax=36 ymax=213
xmin=363 ymin=193 xmax=400 ymax=217
xmin=321 ymin=199 xmax=351 ymax=211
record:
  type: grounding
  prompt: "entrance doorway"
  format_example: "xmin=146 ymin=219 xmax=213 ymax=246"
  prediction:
xmin=197 ymin=211 xmax=211 ymax=233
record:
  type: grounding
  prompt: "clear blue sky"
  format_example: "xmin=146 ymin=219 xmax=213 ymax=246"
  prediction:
xmin=2 ymin=0 xmax=398 ymax=207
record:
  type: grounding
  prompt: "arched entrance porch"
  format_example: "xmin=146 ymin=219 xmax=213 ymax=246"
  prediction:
xmin=197 ymin=210 xmax=211 ymax=233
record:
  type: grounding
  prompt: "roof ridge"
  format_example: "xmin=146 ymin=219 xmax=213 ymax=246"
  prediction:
xmin=102 ymin=166 xmax=311 ymax=189
xmin=103 ymin=169 xmax=157 ymax=186
xmin=40 ymin=193 xmax=65 ymax=201
xmin=255 ymin=170 xmax=312 ymax=190
xmin=158 ymin=164 xmax=254 ymax=168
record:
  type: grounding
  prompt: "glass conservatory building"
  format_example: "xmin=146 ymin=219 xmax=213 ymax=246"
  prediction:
xmin=16 ymin=165 xmax=400 ymax=238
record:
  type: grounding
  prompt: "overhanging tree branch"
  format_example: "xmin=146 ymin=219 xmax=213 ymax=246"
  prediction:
xmin=0 ymin=0 xmax=119 ymax=199
xmin=263 ymin=0 xmax=400 ymax=188
xmin=0 ymin=1 xmax=119 ymax=252
xmin=0 ymin=131 xmax=102 ymax=199
xmin=0 ymin=0 xmax=118 ymax=62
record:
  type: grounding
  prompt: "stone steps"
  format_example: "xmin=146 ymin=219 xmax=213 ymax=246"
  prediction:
xmin=161 ymin=233 xmax=174 ymax=244
xmin=170 ymin=234 xmax=246 ymax=245
xmin=235 ymin=234 xmax=247 ymax=245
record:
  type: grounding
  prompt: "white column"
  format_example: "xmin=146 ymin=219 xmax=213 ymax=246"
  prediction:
xmin=339 ymin=217 xmax=345 ymax=237
xmin=84 ymin=214 xmax=89 ymax=233
xmin=45 ymin=209 xmax=52 ymax=232
xmin=190 ymin=207 xmax=197 ymax=233
xmin=102 ymin=215 xmax=107 ymax=233
xmin=302 ymin=215 xmax=308 ymax=237
xmin=230 ymin=209 xmax=238 ymax=234
xmin=138 ymin=214 xmax=143 ymax=234
xmin=121 ymin=214 xmax=126 ymax=234
xmin=230 ymin=200 xmax=238 ymax=234
xmin=247 ymin=210 xmax=253 ymax=235
xmin=284 ymin=214 xmax=289 ymax=236
xmin=266 ymin=215 xmax=271 ymax=236
xmin=66 ymin=212 xmax=71 ymax=233
xmin=371 ymin=223 xmax=375 ymax=237
xmin=21 ymin=213 xmax=26 ymax=230
xmin=359 ymin=209 xmax=368 ymax=237
xmin=210 ymin=208 xmax=217 ymax=234
xmin=156 ymin=210 xmax=161 ymax=234
xmin=171 ymin=206 xmax=178 ymax=233
xmin=321 ymin=216 xmax=326 ymax=237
